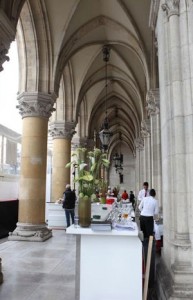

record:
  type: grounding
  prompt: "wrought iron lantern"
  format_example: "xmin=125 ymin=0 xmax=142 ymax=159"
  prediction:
xmin=99 ymin=45 xmax=112 ymax=151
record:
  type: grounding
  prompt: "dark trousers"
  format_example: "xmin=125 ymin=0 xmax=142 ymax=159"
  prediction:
xmin=65 ymin=209 xmax=75 ymax=227
xmin=140 ymin=215 xmax=154 ymax=239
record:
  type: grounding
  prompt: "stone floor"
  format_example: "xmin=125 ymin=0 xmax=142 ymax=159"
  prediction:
xmin=0 ymin=230 xmax=76 ymax=300
xmin=0 ymin=229 xmax=159 ymax=300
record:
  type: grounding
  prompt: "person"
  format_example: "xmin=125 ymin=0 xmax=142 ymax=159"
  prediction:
xmin=62 ymin=184 xmax=76 ymax=228
xmin=138 ymin=188 xmax=159 ymax=239
xmin=121 ymin=190 xmax=129 ymax=200
xmin=129 ymin=191 xmax=135 ymax=208
xmin=138 ymin=181 xmax=150 ymax=203
xmin=112 ymin=187 xmax=118 ymax=197
xmin=107 ymin=186 xmax=112 ymax=196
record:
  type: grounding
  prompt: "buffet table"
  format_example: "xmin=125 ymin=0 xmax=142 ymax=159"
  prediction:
xmin=67 ymin=208 xmax=142 ymax=300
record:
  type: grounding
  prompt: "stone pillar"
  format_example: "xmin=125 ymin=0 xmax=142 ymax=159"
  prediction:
xmin=9 ymin=92 xmax=56 ymax=242
xmin=141 ymin=119 xmax=151 ymax=185
xmin=146 ymin=89 xmax=162 ymax=208
xmin=49 ymin=121 xmax=76 ymax=202
xmin=0 ymin=257 xmax=3 ymax=284
xmin=135 ymin=137 xmax=144 ymax=195
xmin=156 ymin=1 xmax=193 ymax=298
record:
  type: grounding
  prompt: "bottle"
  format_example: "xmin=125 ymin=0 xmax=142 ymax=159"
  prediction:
xmin=74 ymin=201 xmax=79 ymax=228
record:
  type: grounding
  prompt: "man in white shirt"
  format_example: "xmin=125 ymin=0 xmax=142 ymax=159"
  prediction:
xmin=138 ymin=181 xmax=150 ymax=202
xmin=138 ymin=189 xmax=159 ymax=239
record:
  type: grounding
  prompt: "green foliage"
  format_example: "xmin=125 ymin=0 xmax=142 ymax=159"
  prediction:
xmin=65 ymin=147 xmax=110 ymax=198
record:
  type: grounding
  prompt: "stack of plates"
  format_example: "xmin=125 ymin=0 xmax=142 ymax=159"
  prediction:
xmin=113 ymin=221 xmax=135 ymax=231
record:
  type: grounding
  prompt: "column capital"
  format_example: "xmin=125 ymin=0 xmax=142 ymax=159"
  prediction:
xmin=0 ymin=9 xmax=15 ymax=72
xmin=141 ymin=119 xmax=151 ymax=138
xmin=135 ymin=137 xmax=144 ymax=151
xmin=16 ymin=92 xmax=57 ymax=119
xmin=146 ymin=89 xmax=160 ymax=116
xmin=162 ymin=0 xmax=180 ymax=18
xmin=71 ymin=137 xmax=95 ymax=150
xmin=0 ymin=44 xmax=9 ymax=71
xmin=49 ymin=121 xmax=76 ymax=140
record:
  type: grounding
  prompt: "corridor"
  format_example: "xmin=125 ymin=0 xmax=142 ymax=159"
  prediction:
xmin=0 ymin=230 xmax=76 ymax=300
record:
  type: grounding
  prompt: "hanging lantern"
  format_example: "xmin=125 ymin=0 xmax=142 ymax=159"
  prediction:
xmin=99 ymin=45 xmax=112 ymax=151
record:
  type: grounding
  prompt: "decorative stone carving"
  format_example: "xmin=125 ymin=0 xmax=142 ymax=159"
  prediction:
xmin=49 ymin=121 xmax=76 ymax=140
xmin=162 ymin=0 xmax=180 ymax=18
xmin=135 ymin=137 xmax=144 ymax=151
xmin=0 ymin=9 xmax=15 ymax=72
xmin=71 ymin=137 xmax=95 ymax=150
xmin=141 ymin=119 xmax=150 ymax=138
xmin=146 ymin=89 xmax=160 ymax=116
xmin=9 ymin=223 xmax=52 ymax=242
xmin=0 ymin=44 xmax=9 ymax=72
xmin=16 ymin=92 xmax=56 ymax=118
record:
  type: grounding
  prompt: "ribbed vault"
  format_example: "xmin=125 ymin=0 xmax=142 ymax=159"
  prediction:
xmin=14 ymin=0 xmax=153 ymax=157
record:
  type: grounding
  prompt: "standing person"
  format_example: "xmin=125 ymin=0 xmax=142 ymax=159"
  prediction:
xmin=62 ymin=184 xmax=76 ymax=228
xmin=129 ymin=191 xmax=135 ymax=208
xmin=121 ymin=190 xmax=129 ymax=200
xmin=138 ymin=181 xmax=150 ymax=203
xmin=138 ymin=189 xmax=159 ymax=239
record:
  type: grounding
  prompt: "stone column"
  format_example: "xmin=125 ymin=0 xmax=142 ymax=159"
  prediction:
xmin=0 ymin=257 xmax=3 ymax=284
xmin=156 ymin=1 xmax=193 ymax=297
xmin=135 ymin=137 xmax=144 ymax=195
xmin=141 ymin=119 xmax=151 ymax=185
xmin=49 ymin=121 xmax=76 ymax=202
xmin=146 ymin=89 xmax=162 ymax=208
xmin=9 ymin=92 xmax=56 ymax=242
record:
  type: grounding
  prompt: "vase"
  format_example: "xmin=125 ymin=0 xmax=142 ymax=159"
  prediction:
xmin=100 ymin=196 xmax=106 ymax=204
xmin=78 ymin=197 xmax=91 ymax=227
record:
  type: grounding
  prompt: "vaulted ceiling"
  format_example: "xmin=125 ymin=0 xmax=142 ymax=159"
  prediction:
xmin=1 ymin=0 xmax=155 ymax=155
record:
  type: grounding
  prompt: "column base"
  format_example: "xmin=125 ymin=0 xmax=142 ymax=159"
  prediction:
xmin=8 ymin=223 xmax=52 ymax=242
xmin=0 ymin=258 xmax=3 ymax=284
xmin=156 ymin=258 xmax=193 ymax=299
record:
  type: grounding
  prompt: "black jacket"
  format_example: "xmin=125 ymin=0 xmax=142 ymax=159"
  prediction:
xmin=62 ymin=189 xmax=76 ymax=209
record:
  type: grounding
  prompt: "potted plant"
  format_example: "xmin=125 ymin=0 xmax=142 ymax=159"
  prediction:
xmin=66 ymin=147 xmax=110 ymax=227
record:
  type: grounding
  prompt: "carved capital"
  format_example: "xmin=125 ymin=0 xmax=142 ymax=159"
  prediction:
xmin=0 ymin=9 xmax=15 ymax=72
xmin=162 ymin=0 xmax=180 ymax=18
xmin=146 ymin=89 xmax=160 ymax=116
xmin=135 ymin=137 xmax=144 ymax=151
xmin=49 ymin=121 xmax=76 ymax=140
xmin=141 ymin=119 xmax=150 ymax=138
xmin=16 ymin=92 xmax=57 ymax=119
xmin=71 ymin=137 xmax=95 ymax=149
xmin=0 ymin=44 xmax=9 ymax=71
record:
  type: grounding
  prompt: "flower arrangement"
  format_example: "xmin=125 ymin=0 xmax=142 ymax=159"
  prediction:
xmin=66 ymin=147 xmax=110 ymax=201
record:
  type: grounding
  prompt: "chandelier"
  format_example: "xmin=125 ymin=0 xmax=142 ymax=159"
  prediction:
xmin=99 ymin=45 xmax=112 ymax=151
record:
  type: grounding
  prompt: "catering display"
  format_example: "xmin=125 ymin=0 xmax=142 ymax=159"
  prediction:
xmin=67 ymin=202 xmax=142 ymax=300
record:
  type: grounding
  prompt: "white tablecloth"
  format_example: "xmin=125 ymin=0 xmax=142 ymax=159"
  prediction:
xmin=154 ymin=221 xmax=163 ymax=240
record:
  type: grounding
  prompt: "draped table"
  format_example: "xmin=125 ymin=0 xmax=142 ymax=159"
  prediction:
xmin=67 ymin=204 xmax=142 ymax=300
